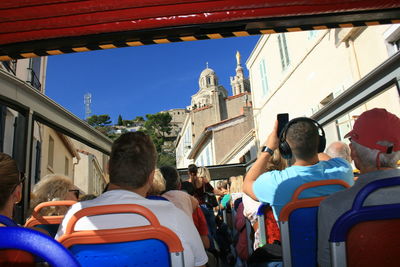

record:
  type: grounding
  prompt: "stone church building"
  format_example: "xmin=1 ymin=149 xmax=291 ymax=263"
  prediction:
xmin=176 ymin=52 xmax=257 ymax=169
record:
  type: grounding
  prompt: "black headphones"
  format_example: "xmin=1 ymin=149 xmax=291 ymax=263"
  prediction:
xmin=279 ymin=117 xmax=326 ymax=159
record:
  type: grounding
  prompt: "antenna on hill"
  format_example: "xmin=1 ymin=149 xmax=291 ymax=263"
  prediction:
xmin=84 ymin=93 xmax=92 ymax=119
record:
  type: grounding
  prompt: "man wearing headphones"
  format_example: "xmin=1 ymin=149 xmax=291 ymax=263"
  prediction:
xmin=243 ymin=117 xmax=354 ymax=221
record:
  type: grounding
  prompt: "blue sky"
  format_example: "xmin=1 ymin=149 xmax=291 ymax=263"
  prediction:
xmin=46 ymin=35 xmax=260 ymax=124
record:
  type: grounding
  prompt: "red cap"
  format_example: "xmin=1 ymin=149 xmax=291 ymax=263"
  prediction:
xmin=345 ymin=108 xmax=400 ymax=153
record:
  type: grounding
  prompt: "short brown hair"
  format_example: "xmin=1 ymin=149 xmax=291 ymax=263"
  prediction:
xmin=109 ymin=132 xmax=157 ymax=189
xmin=0 ymin=153 xmax=20 ymax=210
xmin=286 ymin=120 xmax=319 ymax=160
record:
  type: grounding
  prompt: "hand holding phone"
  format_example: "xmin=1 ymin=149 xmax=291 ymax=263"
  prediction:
xmin=277 ymin=113 xmax=289 ymax=138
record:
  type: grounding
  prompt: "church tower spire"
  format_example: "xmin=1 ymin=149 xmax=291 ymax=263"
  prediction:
xmin=230 ymin=50 xmax=249 ymax=96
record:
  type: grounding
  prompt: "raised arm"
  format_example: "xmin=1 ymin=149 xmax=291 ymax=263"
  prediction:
xmin=243 ymin=120 xmax=279 ymax=200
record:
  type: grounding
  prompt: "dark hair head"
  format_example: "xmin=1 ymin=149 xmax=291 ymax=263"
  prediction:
xmin=0 ymin=153 xmax=20 ymax=210
xmin=181 ymin=181 xmax=195 ymax=196
xmin=188 ymin=164 xmax=198 ymax=175
xmin=109 ymin=132 xmax=157 ymax=189
xmin=160 ymin=166 xmax=180 ymax=192
xmin=286 ymin=120 xmax=319 ymax=160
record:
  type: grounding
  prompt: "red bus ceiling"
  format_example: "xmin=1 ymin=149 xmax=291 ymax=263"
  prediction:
xmin=0 ymin=0 xmax=399 ymax=60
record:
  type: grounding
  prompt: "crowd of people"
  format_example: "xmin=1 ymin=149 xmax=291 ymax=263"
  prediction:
xmin=0 ymin=107 xmax=399 ymax=267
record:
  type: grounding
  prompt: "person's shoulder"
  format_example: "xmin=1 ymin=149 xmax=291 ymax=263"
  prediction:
xmin=259 ymin=169 xmax=282 ymax=179
xmin=327 ymin=157 xmax=351 ymax=167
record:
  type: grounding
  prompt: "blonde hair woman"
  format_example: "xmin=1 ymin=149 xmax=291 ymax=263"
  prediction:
xmin=31 ymin=174 xmax=79 ymax=216
xmin=147 ymin=169 xmax=166 ymax=196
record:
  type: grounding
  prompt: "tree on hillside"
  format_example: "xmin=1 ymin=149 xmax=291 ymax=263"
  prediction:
xmin=133 ymin=116 xmax=145 ymax=123
xmin=86 ymin=114 xmax=119 ymax=140
xmin=87 ymin=114 xmax=112 ymax=127
xmin=117 ymin=114 xmax=123 ymax=126
xmin=142 ymin=112 xmax=176 ymax=166
xmin=143 ymin=112 xmax=172 ymax=151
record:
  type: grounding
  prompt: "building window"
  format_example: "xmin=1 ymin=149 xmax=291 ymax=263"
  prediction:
xmin=259 ymin=59 xmax=269 ymax=96
xmin=48 ymin=136 xmax=54 ymax=169
xmin=206 ymin=76 xmax=211 ymax=86
xmin=278 ymin=33 xmax=290 ymax=70
xmin=65 ymin=157 xmax=69 ymax=176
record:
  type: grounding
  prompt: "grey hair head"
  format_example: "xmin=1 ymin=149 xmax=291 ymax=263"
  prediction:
xmin=326 ymin=141 xmax=351 ymax=162
xmin=351 ymin=140 xmax=400 ymax=169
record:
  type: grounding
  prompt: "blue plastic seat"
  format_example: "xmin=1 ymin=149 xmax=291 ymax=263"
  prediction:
xmin=0 ymin=227 xmax=80 ymax=267
xmin=329 ymin=176 xmax=400 ymax=267
xmin=278 ymin=179 xmax=350 ymax=267
xmin=58 ymin=204 xmax=185 ymax=267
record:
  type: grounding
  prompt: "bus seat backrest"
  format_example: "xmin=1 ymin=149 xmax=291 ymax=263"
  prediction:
xmin=25 ymin=200 xmax=77 ymax=238
xmin=279 ymin=179 xmax=350 ymax=267
xmin=58 ymin=204 xmax=184 ymax=267
xmin=70 ymin=239 xmax=170 ymax=267
xmin=347 ymin=219 xmax=400 ymax=266
xmin=329 ymin=176 xmax=400 ymax=267
xmin=0 ymin=227 xmax=79 ymax=267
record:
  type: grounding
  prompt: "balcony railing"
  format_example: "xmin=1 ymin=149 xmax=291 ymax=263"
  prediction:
xmin=27 ymin=67 xmax=41 ymax=91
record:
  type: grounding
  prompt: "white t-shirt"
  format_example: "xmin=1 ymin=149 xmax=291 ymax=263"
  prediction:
xmin=56 ymin=190 xmax=208 ymax=267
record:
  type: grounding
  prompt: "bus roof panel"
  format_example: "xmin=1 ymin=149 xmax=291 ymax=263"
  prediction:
xmin=0 ymin=0 xmax=399 ymax=59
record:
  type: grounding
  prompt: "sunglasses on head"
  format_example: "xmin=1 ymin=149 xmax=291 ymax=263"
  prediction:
xmin=69 ymin=189 xmax=80 ymax=199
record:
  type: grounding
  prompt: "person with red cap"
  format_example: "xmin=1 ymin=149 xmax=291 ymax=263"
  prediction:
xmin=317 ymin=108 xmax=400 ymax=267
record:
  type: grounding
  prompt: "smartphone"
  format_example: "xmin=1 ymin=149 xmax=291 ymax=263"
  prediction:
xmin=277 ymin=113 xmax=289 ymax=137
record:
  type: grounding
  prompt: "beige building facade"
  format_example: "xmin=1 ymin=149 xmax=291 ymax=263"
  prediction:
xmin=246 ymin=25 xmax=400 ymax=151
xmin=73 ymin=139 xmax=109 ymax=195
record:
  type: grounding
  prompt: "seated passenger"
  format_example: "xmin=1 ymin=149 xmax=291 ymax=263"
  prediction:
xmin=146 ymin=169 xmax=168 ymax=201
xmin=30 ymin=174 xmax=79 ymax=216
xmin=226 ymin=175 xmax=244 ymax=209
xmin=243 ymin=117 xmax=354 ymax=221
xmin=218 ymin=180 xmax=230 ymax=209
xmin=326 ymin=141 xmax=352 ymax=163
xmin=318 ymin=108 xmax=400 ymax=267
xmin=243 ymin=149 xmax=287 ymax=250
xmin=160 ymin=166 xmax=198 ymax=218
xmin=189 ymin=165 xmax=220 ymax=240
xmin=0 ymin=153 xmax=35 ymax=266
xmin=180 ymin=180 xmax=210 ymax=250
xmin=55 ymin=132 xmax=208 ymax=267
